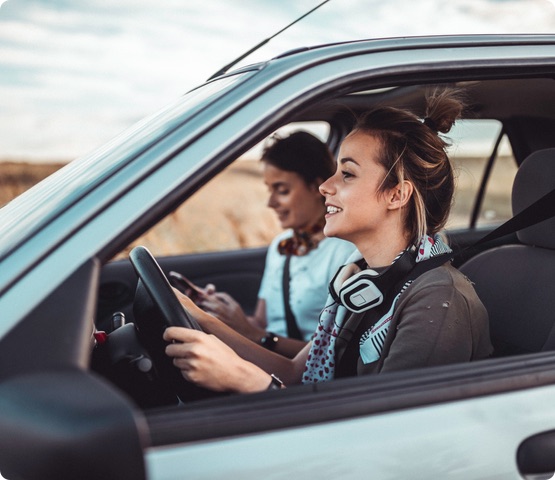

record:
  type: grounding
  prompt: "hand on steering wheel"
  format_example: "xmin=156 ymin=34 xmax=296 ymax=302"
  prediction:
xmin=129 ymin=246 xmax=222 ymax=403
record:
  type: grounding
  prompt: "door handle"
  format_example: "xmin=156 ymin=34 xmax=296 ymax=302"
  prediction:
xmin=518 ymin=430 xmax=555 ymax=478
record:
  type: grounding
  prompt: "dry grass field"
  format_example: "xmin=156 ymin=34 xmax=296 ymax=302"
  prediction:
xmin=0 ymin=159 xmax=282 ymax=258
xmin=0 ymin=155 xmax=515 ymax=258
xmin=0 ymin=161 xmax=65 ymax=206
xmin=118 ymin=160 xmax=282 ymax=258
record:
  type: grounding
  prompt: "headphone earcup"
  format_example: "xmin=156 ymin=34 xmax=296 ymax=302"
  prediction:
xmin=338 ymin=269 xmax=384 ymax=313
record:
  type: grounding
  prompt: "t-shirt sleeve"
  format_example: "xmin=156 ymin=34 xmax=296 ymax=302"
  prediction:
xmin=257 ymin=234 xmax=284 ymax=302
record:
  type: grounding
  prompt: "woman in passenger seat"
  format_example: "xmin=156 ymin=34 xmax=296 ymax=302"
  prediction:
xmin=195 ymin=132 xmax=354 ymax=358
xmin=163 ymin=88 xmax=493 ymax=392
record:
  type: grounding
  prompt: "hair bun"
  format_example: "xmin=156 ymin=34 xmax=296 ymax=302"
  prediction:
xmin=423 ymin=117 xmax=437 ymax=132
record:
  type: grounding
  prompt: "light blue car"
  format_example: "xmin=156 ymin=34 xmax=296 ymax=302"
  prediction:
xmin=2 ymin=34 xmax=555 ymax=479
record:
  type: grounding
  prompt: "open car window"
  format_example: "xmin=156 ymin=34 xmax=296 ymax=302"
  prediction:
xmin=119 ymin=121 xmax=330 ymax=258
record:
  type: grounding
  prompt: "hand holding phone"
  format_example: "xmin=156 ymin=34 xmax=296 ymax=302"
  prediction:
xmin=168 ymin=271 xmax=205 ymax=304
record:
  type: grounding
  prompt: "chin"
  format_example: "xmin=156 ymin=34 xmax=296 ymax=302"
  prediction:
xmin=280 ymin=221 xmax=292 ymax=230
xmin=323 ymin=225 xmax=338 ymax=238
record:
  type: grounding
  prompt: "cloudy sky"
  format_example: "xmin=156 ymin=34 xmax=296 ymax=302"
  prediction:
xmin=1 ymin=0 xmax=555 ymax=161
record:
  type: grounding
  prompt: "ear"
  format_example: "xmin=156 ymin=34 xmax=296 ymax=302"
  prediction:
xmin=387 ymin=181 xmax=414 ymax=210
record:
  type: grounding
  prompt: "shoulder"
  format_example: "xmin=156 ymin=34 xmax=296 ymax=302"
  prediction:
xmin=399 ymin=263 xmax=486 ymax=316
xmin=411 ymin=263 xmax=474 ymax=293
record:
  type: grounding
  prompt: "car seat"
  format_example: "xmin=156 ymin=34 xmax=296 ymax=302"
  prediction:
xmin=459 ymin=148 xmax=555 ymax=357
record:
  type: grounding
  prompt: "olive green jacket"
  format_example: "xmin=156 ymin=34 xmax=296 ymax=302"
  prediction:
xmin=334 ymin=264 xmax=493 ymax=376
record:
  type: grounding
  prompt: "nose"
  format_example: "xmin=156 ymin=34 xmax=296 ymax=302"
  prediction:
xmin=319 ymin=176 xmax=334 ymax=197
xmin=267 ymin=192 xmax=278 ymax=209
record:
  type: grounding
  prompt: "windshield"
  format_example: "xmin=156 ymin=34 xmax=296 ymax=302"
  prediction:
xmin=0 ymin=71 xmax=251 ymax=260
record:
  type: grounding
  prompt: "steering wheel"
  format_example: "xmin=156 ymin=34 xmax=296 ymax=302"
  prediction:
xmin=129 ymin=245 xmax=201 ymax=330
xmin=129 ymin=245 xmax=215 ymax=403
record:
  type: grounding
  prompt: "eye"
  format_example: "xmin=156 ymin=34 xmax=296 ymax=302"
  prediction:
xmin=341 ymin=170 xmax=354 ymax=179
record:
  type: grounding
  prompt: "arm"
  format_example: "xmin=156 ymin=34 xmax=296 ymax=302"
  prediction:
xmin=200 ymin=293 xmax=308 ymax=358
xmin=379 ymin=284 xmax=473 ymax=372
xmin=168 ymin=290 xmax=310 ymax=387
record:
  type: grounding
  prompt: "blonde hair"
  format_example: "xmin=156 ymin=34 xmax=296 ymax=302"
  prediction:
xmin=353 ymin=88 xmax=464 ymax=244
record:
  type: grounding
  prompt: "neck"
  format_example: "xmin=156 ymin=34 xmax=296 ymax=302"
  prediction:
xmin=356 ymin=231 xmax=411 ymax=268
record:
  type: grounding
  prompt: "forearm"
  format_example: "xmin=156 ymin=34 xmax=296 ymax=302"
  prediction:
xmin=164 ymin=327 xmax=287 ymax=393
xmin=201 ymin=313 xmax=304 ymax=385
xmin=257 ymin=330 xmax=307 ymax=358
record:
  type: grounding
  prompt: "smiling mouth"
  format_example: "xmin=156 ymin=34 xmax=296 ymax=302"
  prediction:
xmin=326 ymin=206 xmax=342 ymax=214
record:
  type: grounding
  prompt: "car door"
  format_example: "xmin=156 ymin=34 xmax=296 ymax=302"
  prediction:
xmin=5 ymin=36 xmax=555 ymax=480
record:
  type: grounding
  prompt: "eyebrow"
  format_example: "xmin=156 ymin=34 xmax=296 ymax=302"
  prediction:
xmin=267 ymin=180 xmax=289 ymax=189
xmin=339 ymin=157 xmax=360 ymax=166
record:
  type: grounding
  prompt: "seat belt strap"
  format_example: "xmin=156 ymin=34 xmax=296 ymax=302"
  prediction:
xmin=470 ymin=187 xmax=555 ymax=249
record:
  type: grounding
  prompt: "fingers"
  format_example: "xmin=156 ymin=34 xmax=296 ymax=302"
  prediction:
xmin=163 ymin=325 xmax=202 ymax=344
xmin=163 ymin=326 xmax=242 ymax=392
xmin=213 ymin=292 xmax=233 ymax=305
xmin=163 ymin=330 xmax=206 ymax=385
xmin=199 ymin=294 xmax=235 ymax=320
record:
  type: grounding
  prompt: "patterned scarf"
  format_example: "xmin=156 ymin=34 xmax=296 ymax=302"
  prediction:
xmin=302 ymin=234 xmax=452 ymax=383
xmin=277 ymin=218 xmax=325 ymax=256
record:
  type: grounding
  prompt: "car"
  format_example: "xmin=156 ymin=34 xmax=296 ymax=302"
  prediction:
xmin=2 ymin=33 xmax=555 ymax=480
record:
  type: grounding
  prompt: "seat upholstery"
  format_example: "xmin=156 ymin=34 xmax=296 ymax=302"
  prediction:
xmin=459 ymin=148 xmax=555 ymax=357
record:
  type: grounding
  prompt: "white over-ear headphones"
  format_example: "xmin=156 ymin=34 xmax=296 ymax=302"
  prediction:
xmin=329 ymin=249 xmax=416 ymax=313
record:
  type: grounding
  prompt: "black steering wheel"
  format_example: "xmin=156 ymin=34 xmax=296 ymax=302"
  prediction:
xmin=129 ymin=245 xmax=201 ymax=330
xmin=129 ymin=245 xmax=216 ymax=403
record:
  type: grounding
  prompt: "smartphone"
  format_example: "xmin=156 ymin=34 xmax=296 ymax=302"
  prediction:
xmin=168 ymin=271 xmax=205 ymax=303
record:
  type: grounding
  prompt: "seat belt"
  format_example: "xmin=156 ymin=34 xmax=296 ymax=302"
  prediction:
xmin=460 ymin=187 xmax=555 ymax=253
xmin=415 ymin=186 xmax=555 ymax=272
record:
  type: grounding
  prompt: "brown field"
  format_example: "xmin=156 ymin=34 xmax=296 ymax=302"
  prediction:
xmin=0 ymin=155 xmax=515 ymax=259
xmin=0 ymin=160 xmax=282 ymax=259
xmin=118 ymin=160 xmax=282 ymax=258
xmin=0 ymin=161 xmax=66 ymax=206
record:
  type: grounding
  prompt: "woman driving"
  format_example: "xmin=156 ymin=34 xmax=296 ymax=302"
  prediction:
xmin=163 ymin=88 xmax=493 ymax=392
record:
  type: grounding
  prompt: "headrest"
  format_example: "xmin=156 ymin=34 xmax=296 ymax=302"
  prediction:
xmin=512 ymin=148 xmax=555 ymax=249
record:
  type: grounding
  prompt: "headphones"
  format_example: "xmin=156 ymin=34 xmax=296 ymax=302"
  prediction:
xmin=329 ymin=249 xmax=416 ymax=313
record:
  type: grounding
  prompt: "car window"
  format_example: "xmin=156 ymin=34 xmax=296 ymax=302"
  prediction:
xmin=118 ymin=121 xmax=330 ymax=258
xmin=447 ymin=120 xmax=517 ymax=230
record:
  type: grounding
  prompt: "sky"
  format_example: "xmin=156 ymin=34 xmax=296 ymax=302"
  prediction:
xmin=1 ymin=0 xmax=555 ymax=162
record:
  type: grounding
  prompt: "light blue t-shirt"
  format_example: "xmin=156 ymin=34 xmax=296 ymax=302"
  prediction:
xmin=258 ymin=231 xmax=356 ymax=341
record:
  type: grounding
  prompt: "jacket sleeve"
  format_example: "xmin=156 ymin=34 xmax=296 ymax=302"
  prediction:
xmin=376 ymin=282 xmax=476 ymax=373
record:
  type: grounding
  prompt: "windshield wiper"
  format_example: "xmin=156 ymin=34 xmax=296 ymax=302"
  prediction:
xmin=207 ymin=0 xmax=330 ymax=80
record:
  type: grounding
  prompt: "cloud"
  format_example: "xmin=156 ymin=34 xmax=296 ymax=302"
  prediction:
xmin=0 ymin=0 xmax=554 ymax=161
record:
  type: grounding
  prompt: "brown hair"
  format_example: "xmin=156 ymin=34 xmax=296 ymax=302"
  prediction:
xmin=262 ymin=131 xmax=335 ymax=186
xmin=352 ymin=88 xmax=464 ymax=244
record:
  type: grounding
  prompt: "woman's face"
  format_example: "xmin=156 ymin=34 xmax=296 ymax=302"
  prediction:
xmin=319 ymin=131 xmax=392 ymax=247
xmin=263 ymin=163 xmax=324 ymax=231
